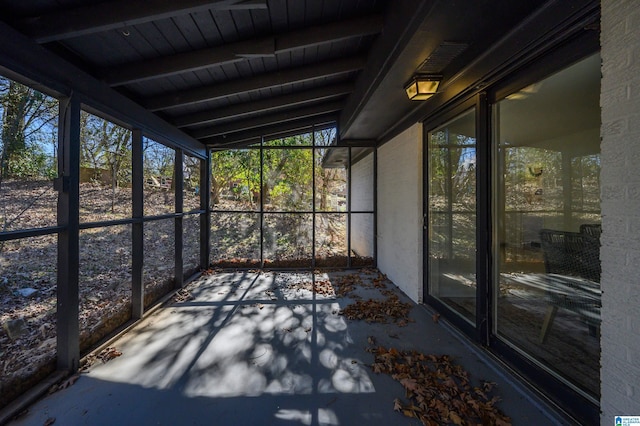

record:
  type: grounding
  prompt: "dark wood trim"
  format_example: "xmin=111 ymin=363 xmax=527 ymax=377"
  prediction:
xmin=190 ymin=101 xmax=343 ymax=139
xmin=372 ymin=148 xmax=378 ymax=268
xmin=203 ymin=114 xmax=338 ymax=147
xmin=490 ymin=337 xmax=599 ymax=425
xmin=56 ymin=95 xmax=81 ymax=372
xmin=19 ymin=0 xmax=267 ymax=43
xmin=174 ymin=150 xmax=184 ymax=288
xmin=144 ymin=56 xmax=366 ymax=111
xmin=131 ymin=128 xmax=144 ymax=320
xmin=103 ymin=40 xmax=270 ymax=87
xmin=275 ymin=14 xmax=383 ymax=53
xmin=424 ymin=294 xmax=477 ymax=337
xmin=338 ymin=139 xmax=378 ymax=147
xmin=339 ymin=0 xmax=434 ymax=137
xmin=200 ymin=153 xmax=211 ymax=269
xmin=0 ymin=226 xmax=63 ymax=241
xmin=0 ymin=20 xmax=205 ymax=158
xmin=422 ymin=121 xmax=429 ymax=304
xmin=173 ymin=84 xmax=353 ymax=128
xmin=475 ymin=93 xmax=491 ymax=344
xmin=104 ymin=15 xmax=382 ymax=86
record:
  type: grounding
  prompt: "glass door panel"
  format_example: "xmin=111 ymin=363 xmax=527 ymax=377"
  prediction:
xmin=493 ymin=54 xmax=601 ymax=397
xmin=427 ymin=109 xmax=477 ymax=323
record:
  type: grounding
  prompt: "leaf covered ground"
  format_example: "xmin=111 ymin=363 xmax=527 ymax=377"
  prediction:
xmin=369 ymin=346 xmax=511 ymax=425
xmin=334 ymin=270 xmax=511 ymax=425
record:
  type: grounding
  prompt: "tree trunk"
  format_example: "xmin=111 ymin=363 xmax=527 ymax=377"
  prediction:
xmin=1 ymin=82 xmax=30 ymax=177
xmin=211 ymin=176 xmax=220 ymax=205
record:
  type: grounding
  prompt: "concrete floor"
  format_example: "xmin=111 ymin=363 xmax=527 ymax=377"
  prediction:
xmin=9 ymin=270 xmax=567 ymax=426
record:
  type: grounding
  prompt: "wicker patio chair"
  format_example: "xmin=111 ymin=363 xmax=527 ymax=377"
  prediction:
xmin=580 ymin=223 xmax=602 ymax=239
xmin=538 ymin=229 xmax=601 ymax=343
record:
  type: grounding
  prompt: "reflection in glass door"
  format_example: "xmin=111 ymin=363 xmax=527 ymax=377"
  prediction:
xmin=493 ymin=54 xmax=601 ymax=398
xmin=427 ymin=109 xmax=476 ymax=323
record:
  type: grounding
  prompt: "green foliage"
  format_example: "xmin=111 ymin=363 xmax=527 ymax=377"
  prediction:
xmin=210 ymin=131 xmax=342 ymax=211
xmin=0 ymin=77 xmax=58 ymax=180
xmin=263 ymin=146 xmax=312 ymax=209
xmin=211 ymin=149 xmax=260 ymax=205
xmin=2 ymin=144 xmax=56 ymax=179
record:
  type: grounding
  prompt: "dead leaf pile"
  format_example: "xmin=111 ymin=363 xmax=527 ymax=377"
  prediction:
xmin=80 ymin=354 xmax=97 ymax=372
xmin=80 ymin=346 xmax=123 ymax=372
xmin=97 ymin=346 xmax=122 ymax=362
xmin=332 ymin=273 xmax=363 ymax=297
xmin=370 ymin=346 xmax=511 ymax=426
xmin=341 ymin=293 xmax=412 ymax=325
xmin=171 ymin=288 xmax=194 ymax=303
xmin=48 ymin=374 xmax=79 ymax=395
xmin=370 ymin=272 xmax=389 ymax=289
xmin=313 ymin=280 xmax=335 ymax=295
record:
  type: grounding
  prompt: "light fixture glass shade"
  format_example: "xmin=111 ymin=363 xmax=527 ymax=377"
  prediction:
xmin=405 ymin=76 xmax=441 ymax=100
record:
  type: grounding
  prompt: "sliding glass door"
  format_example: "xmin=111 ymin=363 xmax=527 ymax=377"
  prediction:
xmin=426 ymin=52 xmax=601 ymax=401
xmin=427 ymin=109 xmax=477 ymax=324
xmin=493 ymin=54 xmax=601 ymax=398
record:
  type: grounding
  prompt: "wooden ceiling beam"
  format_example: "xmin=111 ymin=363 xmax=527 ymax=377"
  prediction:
xmin=104 ymin=38 xmax=274 ymax=86
xmin=144 ymin=56 xmax=366 ymax=111
xmin=339 ymin=0 xmax=434 ymax=139
xmin=19 ymin=0 xmax=267 ymax=43
xmin=204 ymin=114 xmax=338 ymax=147
xmin=103 ymin=14 xmax=383 ymax=86
xmin=274 ymin=14 xmax=384 ymax=53
xmin=173 ymin=83 xmax=353 ymax=128
xmin=190 ymin=100 xmax=344 ymax=139
xmin=0 ymin=20 xmax=205 ymax=157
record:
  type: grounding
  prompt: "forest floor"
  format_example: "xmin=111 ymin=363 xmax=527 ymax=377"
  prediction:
xmin=0 ymin=179 xmax=200 ymax=408
xmin=0 ymin=178 xmax=367 ymax=409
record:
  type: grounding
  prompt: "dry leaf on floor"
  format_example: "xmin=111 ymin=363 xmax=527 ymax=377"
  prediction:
xmin=368 ymin=345 xmax=512 ymax=426
xmin=341 ymin=293 xmax=412 ymax=325
xmin=393 ymin=398 xmax=402 ymax=412
xmin=97 ymin=347 xmax=122 ymax=363
xmin=171 ymin=289 xmax=194 ymax=303
xmin=58 ymin=374 xmax=79 ymax=390
xmin=400 ymin=377 xmax=419 ymax=392
xmin=449 ymin=411 xmax=463 ymax=425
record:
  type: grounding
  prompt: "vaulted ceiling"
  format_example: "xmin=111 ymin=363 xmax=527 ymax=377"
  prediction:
xmin=0 ymin=0 xmax=553 ymax=151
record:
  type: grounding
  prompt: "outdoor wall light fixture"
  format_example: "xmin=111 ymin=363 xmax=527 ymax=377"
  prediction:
xmin=404 ymin=74 xmax=441 ymax=100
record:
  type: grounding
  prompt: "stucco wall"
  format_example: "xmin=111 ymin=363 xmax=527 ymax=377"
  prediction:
xmin=377 ymin=123 xmax=423 ymax=302
xmin=600 ymin=0 xmax=640 ymax=420
xmin=351 ymin=151 xmax=374 ymax=258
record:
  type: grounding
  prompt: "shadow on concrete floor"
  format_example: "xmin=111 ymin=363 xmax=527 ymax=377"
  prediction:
xmin=9 ymin=270 xmax=565 ymax=426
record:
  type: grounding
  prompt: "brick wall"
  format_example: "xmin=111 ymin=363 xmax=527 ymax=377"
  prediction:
xmin=600 ymin=0 xmax=640 ymax=420
xmin=351 ymin=151 xmax=374 ymax=258
xmin=377 ymin=123 xmax=423 ymax=302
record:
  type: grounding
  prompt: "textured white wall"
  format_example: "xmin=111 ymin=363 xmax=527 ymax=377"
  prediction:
xmin=351 ymin=151 xmax=374 ymax=211
xmin=351 ymin=152 xmax=374 ymax=257
xmin=377 ymin=124 xmax=423 ymax=302
xmin=600 ymin=0 xmax=640 ymax=420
